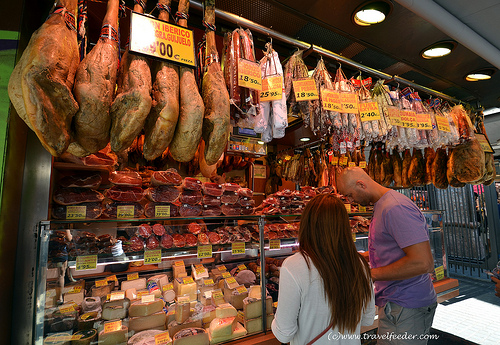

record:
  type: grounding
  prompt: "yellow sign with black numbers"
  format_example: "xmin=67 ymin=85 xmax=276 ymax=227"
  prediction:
xmin=66 ymin=205 xmax=86 ymax=220
xmin=415 ymin=113 xmax=433 ymax=130
xmin=269 ymin=239 xmax=281 ymax=250
xmin=104 ymin=320 xmax=122 ymax=333
xmin=435 ymin=114 xmax=450 ymax=132
xmin=359 ymin=102 xmax=381 ymax=121
xmin=339 ymin=92 xmax=358 ymax=113
xmin=75 ymin=255 xmax=97 ymax=271
xmin=260 ymin=76 xmax=283 ymax=101
xmin=144 ymin=249 xmax=161 ymax=264
xmin=400 ymin=110 xmax=417 ymax=128
xmin=387 ymin=106 xmax=402 ymax=126
xmin=435 ymin=265 xmax=445 ymax=281
xmin=232 ymin=242 xmax=245 ymax=255
xmin=117 ymin=205 xmax=134 ymax=219
xmin=238 ymin=59 xmax=262 ymax=90
xmin=321 ymin=89 xmax=341 ymax=112
xmin=155 ymin=205 xmax=170 ymax=218
xmin=293 ymin=79 xmax=319 ymax=101
xmin=197 ymin=245 xmax=212 ymax=259
xmin=155 ymin=332 xmax=171 ymax=345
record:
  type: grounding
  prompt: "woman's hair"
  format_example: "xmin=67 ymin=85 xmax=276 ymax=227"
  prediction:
xmin=299 ymin=193 xmax=372 ymax=334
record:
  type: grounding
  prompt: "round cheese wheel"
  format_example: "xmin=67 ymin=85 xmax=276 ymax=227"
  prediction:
xmin=72 ymin=329 xmax=97 ymax=345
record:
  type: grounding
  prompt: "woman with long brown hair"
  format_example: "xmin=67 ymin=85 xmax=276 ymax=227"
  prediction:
xmin=271 ymin=193 xmax=375 ymax=344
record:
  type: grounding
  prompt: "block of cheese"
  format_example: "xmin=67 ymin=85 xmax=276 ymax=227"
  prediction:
xmin=63 ymin=291 xmax=84 ymax=305
xmin=98 ymin=325 xmax=128 ymax=345
xmin=127 ymin=330 xmax=169 ymax=345
xmin=208 ymin=317 xmax=237 ymax=338
xmin=163 ymin=289 xmax=176 ymax=303
xmin=129 ymin=311 xmax=167 ymax=333
xmin=236 ymin=312 xmax=274 ymax=334
xmin=247 ymin=285 xmax=263 ymax=300
xmin=192 ymin=265 xmax=209 ymax=281
xmin=168 ymin=318 xmax=202 ymax=339
xmin=72 ymin=328 xmax=98 ymax=345
xmin=166 ymin=310 xmax=176 ymax=325
xmin=200 ymin=305 xmax=216 ymax=325
xmin=173 ymin=262 xmax=186 ymax=279
xmin=200 ymin=290 xmax=213 ymax=306
xmin=172 ymin=327 xmax=209 ymax=345
xmin=102 ymin=298 xmax=130 ymax=321
xmin=82 ymin=297 xmax=101 ymax=313
xmin=215 ymin=303 xmax=237 ymax=319
xmin=122 ymin=278 xmax=147 ymax=291
xmin=224 ymin=278 xmax=239 ymax=290
xmin=242 ymin=296 xmax=273 ymax=320
xmin=208 ymin=322 xmax=247 ymax=344
xmin=45 ymin=288 xmax=58 ymax=308
xmin=77 ymin=311 xmax=101 ymax=331
xmin=43 ymin=332 xmax=72 ymax=345
xmin=175 ymin=301 xmax=190 ymax=324
xmin=129 ymin=299 xmax=165 ymax=317
xmin=148 ymin=274 xmax=169 ymax=289
xmin=91 ymin=281 xmax=115 ymax=301
xmin=126 ymin=288 xmax=138 ymax=301
xmin=227 ymin=287 xmax=248 ymax=310
xmin=174 ymin=278 xmax=197 ymax=301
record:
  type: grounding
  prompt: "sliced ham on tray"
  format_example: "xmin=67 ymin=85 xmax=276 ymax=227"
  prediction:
xmin=180 ymin=189 xmax=202 ymax=205
xmin=53 ymin=188 xmax=104 ymax=205
xmin=146 ymin=185 xmax=180 ymax=203
xmin=202 ymin=205 xmax=222 ymax=216
xmin=182 ymin=177 xmax=202 ymax=191
xmin=58 ymin=173 xmax=102 ymax=188
xmin=202 ymin=182 xmax=223 ymax=197
xmin=151 ymin=168 xmax=182 ymax=186
xmin=105 ymin=185 xmax=144 ymax=202
xmin=179 ymin=204 xmax=202 ymax=217
xmin=109 ymin=170 xmax=142 ymax=187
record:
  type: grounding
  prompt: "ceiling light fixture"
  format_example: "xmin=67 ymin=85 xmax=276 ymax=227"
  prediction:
xmin=465 ymin=68 xmax=496 ymax=82
xmin=420 ymin=41 xmax=456 ymax=59
xmin=353 ymin=1 xmax=392 ymax=26
xmin=300 ymin=137 xmax=310 ymax=142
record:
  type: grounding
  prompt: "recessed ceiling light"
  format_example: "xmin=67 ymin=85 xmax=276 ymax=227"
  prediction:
xmin=421 ymin=41 xmax=456 ymax=59
xmin=300 ymin=137 xmax=310 ymax=142
xmin=353 ymin=1 xmax=392 ymax=26
xmin=465 ymin=68 xmax=495 ymax=81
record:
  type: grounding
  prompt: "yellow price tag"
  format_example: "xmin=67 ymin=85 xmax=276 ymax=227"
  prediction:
xmin=400 ymin=110 xmax=417 ymax=128
xmin=269 ymin=239 xmax=281 ymax=250
xmin=359 ymin=161 xmax=367 ymax=169
xmin=232 ymin=242 xmax=245 ymax=255
xmin=194 ymin=264 xmax=203 ymax=269
xmin=435 ymin=266 xmax=445 ymax=281
xmin=197 ymin=245 xmax=212 ymax=259
xmin=236 ymin=285 xmax=248 ymax=294
xmin=141 ymin=294 xmax=155 ymax=303
xmin=66 ymin=205 xmax=86 ymax=220
xmin=345 ymin=204 xmax=352 ymax=212
xmin=348 ymin=162 xmax=356 ymax=167
xmin=155 ymin=332 xmax=171 ymax=345
xmin=352 ymin=233 xmax=357 ymax=242
xmin=155 ymin=205 xmax=170 ymax=218
xmin=204 ymin=279 xmax=215 ymax=286
xmin=226 ymin=277 xmax=237 ymax=285
xmin=75 ymin=255 xmax=97 ymax=271
xmin=260 ymin=76 xmax=283 ymax=101
xmin=217 ymin=265 xmax=227 ymax=272
xmin=117 ymin=205 xmax=135 ymax=219
xmin=127 ymin=272 xmax=139 ymax=281
xmin=359 ymin=101 xmax=381 ymax=121
xmin=183 ymin=277 xmax=195 ymax=284
xmin=212 ymin=290 xmax=224 ymax=300
xmin=174 ymin=260 xmax=184 ymax=267
xmin=257 ymin=266 xmax=261 ymax=273
xmin=435 ymin=114 xmax=450 ymax=132
xmin=387 ymin=106 xmax=402 ymax=126
xmin=195 ymin=267 xmax=205 ymax=275
xmin=71 ymin=335 xmax=84 ymax=341
xmin=137 ymin=290 xmax=149 ymax=297
xmin=273 ymin=301 xmax=278 ymax=308
xmin=339 ymin=92 xmax=358 ymax=113
xmin=106 ymin=275 xmax=117 ymax=282
xmin=339 ymin=156 xmax=348 ymax=166
xmin=293 ymin=79 xmax=319 ymax=101
xmin=95 ymin=279 xmax=108 ymax=287
xmin=110 ymin=291 xmax=125 ymax=301
xmin=67 ymin=286 xmax=82 ymax=294
xmin=359 ymin=205 xmax=367 ymax=213
xmin=238 ymin=264 xmax=247 ymax=271
xmin=475 ymin=133 xmax=494 ymax=153
xmin=58 ymin=304 xmax=75 ymax=314
xmin=104 ymin=320 xmax=122 ymax=333
xmin=415 ymin=113 xmax=433 ymax=130
xmin=321 ymin=89 xmax=342 ymax=111
xmin=144 ymin=249 xmax=162 ymax=264
xmin=162 ymin=283 xmax=174 ymax=291
xmin=238 ymin=58 xmax=262 ymax=90
xmin=331 ymin=156 xmax=339 ymax=166
xmin=221 ymin=272 xmax=231 ymax=279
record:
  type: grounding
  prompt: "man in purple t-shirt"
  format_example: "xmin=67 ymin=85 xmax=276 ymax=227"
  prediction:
xmin=338 ymin=167 xmax=437 ymax=344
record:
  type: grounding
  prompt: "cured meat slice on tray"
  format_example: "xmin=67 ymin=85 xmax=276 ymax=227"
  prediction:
xmin=198 ymin=232 xmax=210 ymax=245
xmin=152 ymin=224 xmax=166 ymax=237
xmin=151 ymin=169 xmax=182 ymax=186
xmin=220 ymin=191 xmax=239 ymax=204
xmin=53 ymin=188 xmax=104 ymax=205
xmin=202 ymin=205 xmax=221 ymax=216
xmin=185 ymin=234 xmax=198 ymax=247
xmin=202 ymin=182 xmax=223 ymax=197
xmin=82 ymin=150 xmax=118 ymax=167
xmin=146 ymin=235 xmax=160 ymax=250
xmin=144 ymin=202 xmax=179 ymax=218
xmin=109 ymin=170 xmax=142 ymax=187
xmin=161 ymin=234 xmax=174 ymax=249
xmin=58 ymin=173 xmax=102 ymax=188
xmin=207 ymin=232 xmax=220 ymax=244
xmin=222 ymin=183 xmax=240 ymax=192
xmin=202 ymin=195 xmax=221 ymax=206
xmin=146 ymin=185 xmax=180 ymax=203
xmin=179 ymin=204 xmax=202 ymax=217
xmin=102 ymin=201 xmax=144 ymax=218
xmin=238 ymin=188 xmax=253 ymax=198
xmin=221 ymin=204 xmax=241 ymax=216
xmin=52 ymin=202 xmax=102 ymax=219
xmin=138 ymin=224 xmax=152 ymax=238
xmin=180 ymin=190 xmax=202 ymax=205
xmin=105 ymin=185 xmax=144 ymax=202
xmin=129 ymin=236 xmax=145 ymax=251
xmin=172 ymin=234 xmax=186 ymax=248
xmin=182 ymin=177 xmax=202 ymax=191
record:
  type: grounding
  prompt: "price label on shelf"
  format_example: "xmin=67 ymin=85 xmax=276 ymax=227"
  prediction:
xmin=331 ymin=156 xmax=339 ymax=166
xmin=216 ymin=265 xmax=227 ymax=272
xmin=400 ymin=110 xmax=417 ymax=128
xmin=321 ymin=89 xmax=341 ymax=111
xmin=344 ymin=204 xmax=352 ymax=212
xmin=155 ymin=205 xmax=170 ymax=218
xmin=127 ymin=272 xmax=139 ymax=281
xmin=238 ymin=264 xmax=247 ymax=271
xmin=236 ymin=285 xmax=248 ymax=294
xmin=141 ymin=294 xmax=155 ymax=303
xmin=58 ymin=304 xmax=75 ymax=314
xmin=183 ymin=277 xmax=194 ymax=284
xmin=260 ymin=76 xmax=283 ymax=101
xmin=435 ymin=265 xmax=445 ymax=281
xmin=155 ymin=332 xmax=171 ymax=345
xmin=339 ymin=156 xmax=348 ymax=166
xmin=174 ymin=260 xmax=184 ymax=267
xmin=359 ymin=205 xmax=367 ymax=213
xmin=475 ymin=133 xmax=494 ymax=153
xmin=67 ymin=286 xmax=82 ymax=294
xmin=197 ymin=245 xmax=212 ymax=259
xmin=144 ymin=249 xmax=161 ymax=264
xmin=221 ymin=272 xmax=231 ymax=279
xmin=293 ymin=79 xmax=319 ymax=101
xmin=226 ymin=277 xmax=237 ymax=285
xmin=204 ymin=279 xmax=214 ymax=286
xmin=359 ymin=161 xmax=367 ymax=169
xmin=238 ymin=58 xmax=262 ymax=90
xmin=348 ymin=162 xmax=356 ymax=167
xmin=339 ymin=92 xmax=358 ymax=113
xmin=106 ymin=275 xmax=117 ymax=283
xmin=415 ymin=113 xmax=433 ymax=130
xmin=162 ymin=283 xmax=174 ymax=291
xmin=66 ymin=205 xmax=86 ymax=220
xmin=232 ymin=242 xmax=245 ymax=255
xmin=386 ymin=106 xmax=402 ymax=126
xmin=104 ymin=320 xmax=122 ymax=333
xmin=435 ymin=114 xmax=450 ymax=132
xmin=269 ymin=239 xmax=281 ymax=250
xmin=212 ymin=290 xmax=224 ymax=300
xmin=110 ymin=291 xmax=125 ymax=301
xmin=75 ymin=255 xmax=97 ymax=271
xmin=117 ymin=205 xmax=135 ymax=219
xmin=95 ymin=279 xmax=108 ymax=287
xmin=359 ymin=101 xmax=381 ymax=121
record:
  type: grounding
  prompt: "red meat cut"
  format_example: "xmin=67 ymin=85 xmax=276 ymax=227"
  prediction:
xmin=129 ymin=236 xmax=145 ymax=251
xmin=146 ymin=235 xmax=160 ymax=250
xmin=202 ymin=205 xmax=222 ymax=216
xmin=203 ymin=195 xmax=221 ymax=206
xmin=207 ymin=232 xmax=220 ymax=244
xmin=221 ymin=204 xmax=241 ymax=216
xmin=53 ymin=188 xmax=104 ymax=205
xmin=179 ymin=204 xmax=202 ymax=217
xmin=180 ymin=189 xmax=202 ymax=205
xmin=198 ymin=233 xmax=209 ymax=245
xmin=151 ymin=169 xmax=182 ymax=186
xmin=172 ymin=234 xmax=186 ymax=248
xmin=184 ymin=233 xmax=197 ymax=247
xmin=187 ymin=222 xmax=202 ymax=235
xmin=160 ymin=234 xmax=173 ymax=249
xmin=105 ymin=185 xmax=144 ymax=202
xmin=152 ymin=224 xmax=166 ymax=236
xmin=202 ymin=182 xmax=223 ymax=197
xmin=58 ymin=173 xmax=102 ymax=188
xmin=109 ymin=170 xmax=142 ymax=187
xmin=146 ymin=186 xmax=180 ymax=203
xmin=238 ymin=188 xmax=253 ymax=198
xmin=138 ymin=224 xmax=152 ymax=238
xmin=182 ymin=177 xmax=202 ymax=191
xmin=223 ymin=183 xmax=240 ymax=192
xmin=221 ymin=191 xmax=239 ymax=204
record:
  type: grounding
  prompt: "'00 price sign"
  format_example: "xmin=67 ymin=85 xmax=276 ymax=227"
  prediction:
xmin=129 ymin=12 xmax=196 ymax=68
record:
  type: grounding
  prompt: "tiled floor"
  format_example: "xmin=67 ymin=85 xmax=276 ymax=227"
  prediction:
xmin=429 ymin=275 xmax=500 ymax=345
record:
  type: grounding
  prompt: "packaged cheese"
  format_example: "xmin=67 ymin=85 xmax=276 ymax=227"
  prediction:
xmin=129 ymin=299 xmax=165 ymax=317
xmin=98 ymin=325 xmax=128 ymax=345
xmin=129 ymin=311 xmax=167 ymax=333
xmin=172 ymin=327 xmax=209 ymax=345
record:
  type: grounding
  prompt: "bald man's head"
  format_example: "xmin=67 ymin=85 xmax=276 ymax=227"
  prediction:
xmin=337 ymin=167 xmax=380 ymax=205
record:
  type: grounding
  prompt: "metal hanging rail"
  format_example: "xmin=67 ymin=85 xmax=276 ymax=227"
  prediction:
xmin=189 ymin=0 xmax=460 ymax=103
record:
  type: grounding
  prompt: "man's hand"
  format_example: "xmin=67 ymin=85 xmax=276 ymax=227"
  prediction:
xmin=492 ymin=276 xmax=500 ymax=297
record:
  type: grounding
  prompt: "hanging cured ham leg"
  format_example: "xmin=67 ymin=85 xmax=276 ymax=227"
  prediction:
xmin=70 ymin=0 xmax=120 ymax=156
xmin=143 ymin=0 xmax=179 ymax=160
xmin=8 ymin=0 xmax=79 ymax=156
xmin=168 ymin=0 xmax=204 ymax=162
xmin=201 ymin=0 xmax=230 ymax=165
xmin=109 ymin=0 xmax=152 ymax=153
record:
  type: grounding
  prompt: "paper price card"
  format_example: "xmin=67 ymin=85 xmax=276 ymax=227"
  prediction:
xmin=217 ymin=264 xmax=227 ymax=271
xmin=183 ymin=277 xmax=194 ymax=284
xmin=95 ymin=279 xmax=108 ymax=287
xmin=359 ymin=102 xmax=381 ymax=121
xmin=359 ymin=161 xmax=367 ymax=169
xmin=144 ymin=249 xmax=162 ymax=264
xmin=155 ymin=332 xmax=171 ymax=345
xmin=221 ymin=271 xmax=231 ymax=279
xmin=348 ymin=162 xmax=356 ymax=167
xmin=260 ymin=76 xmax=283 ymax=101
xmin=162 ymin=283 xmax=174 ymax=291
xmin=238 ymin=58 xmax=262 ymax=90
xmin=117 ymin=205 xmax=134 ymax=219
xmin=110 ymin=291 xmax=125 ymax=301
xmin=435 ymin=114 xmax=450 ymax=132
xmin=155 ymin=205 xmax=170 ymax=218
xmin=270 ymin=239 xmax=281 ymax=250
xmin=195 ymin=267 xmax=206 ymax=275
xmin=232 ymin=242 xmax=245 ymax=255
xmin=226 ymin=277 xmax=237 ymax=285
xmin=339 ymin=92 xmax=359 ymax=113
xmin=129 ymin=12 xmax=196 ymax=67
xmin=339 ymin=156 xmax=348 ymax=166
xmin=212 ymin=290 xmax=224 ymax=300
xmin=359 ymin=205 xmax=367 ymax=213
xmin=344 ymin=204 xmax=352 ymax=212
xmin=238 ymin=264 xmax=247 ymax=271
xmin=415 ymin=113 xmax=433 ymax=130
xmin=321 ymin=89 xmax=341 ymax=111
xmin=236 ymin=285 xmax=248 ymax=294
xmin=66 ymin=205 xmax=86 ymax=220
xmin=174 ymin=260 xmax=184 ymax=267
xmin=104 ymin=320 xmax=122 ymax=333
xmin=386 ymin=106 xmax=402 ymax=126
xmin=352 ymin=233 xmax=357 ymax=242
xmin=293 ymin=79 xmax=319 ymax=101
xmin=475 ymin=133 xmax=494 ymax=153
xmin=106 ymin=275 xmax=117 ymax=282
xmin=137 ymin=290 xmax=149 ymax=297
xmin=59 ymin=304 xmax=75 ymax=314
xmin=204 ymin=279 xmax=214 ymax=286
xmin=194 ymin=264 xmax=203 ymax=269
xmin=141 ymin=294 xmax=155 ymax=303
xmin=400 ymin=110 xmax=417 ymax=128
xmin=127 ymin=272 xmax=139 ymax=281
xmin=75 ymin=255 xmax=97 ymax=271
xmin=67 ymin=286 xmax=82 ymax=294
xmin=197 ymin=245 xmax=212 ymax=259
xmin=435 ymin=266 xmax=445 ymax=281
xmin=331 ymin=156 xmax=339 ymax=166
